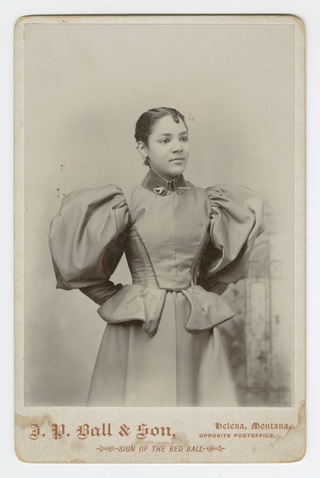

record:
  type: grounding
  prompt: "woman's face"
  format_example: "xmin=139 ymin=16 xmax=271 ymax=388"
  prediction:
xmin=138 ymin=115 xmax=190 ymax=181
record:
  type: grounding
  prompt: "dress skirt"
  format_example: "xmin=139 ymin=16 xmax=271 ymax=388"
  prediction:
xmin=87 ymin=291 xmax=238 ymax=407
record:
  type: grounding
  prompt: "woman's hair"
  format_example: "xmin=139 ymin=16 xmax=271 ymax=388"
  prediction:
xmin=134 ymin=107 xmax=187 ymax=145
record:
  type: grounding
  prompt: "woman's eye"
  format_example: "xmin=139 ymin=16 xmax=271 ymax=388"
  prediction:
xmin=181 ymin=137 xmax=188 ymax=142
xmin=160 ymin=139 xmax=170 ymax=144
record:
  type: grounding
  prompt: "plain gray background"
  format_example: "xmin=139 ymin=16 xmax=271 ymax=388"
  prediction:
xmin=23 ymin=20 xmax=296 ymax=405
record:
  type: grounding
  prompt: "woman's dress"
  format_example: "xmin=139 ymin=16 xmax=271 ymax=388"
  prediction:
xmin=49 ymin=170 xmax=264 ymax=407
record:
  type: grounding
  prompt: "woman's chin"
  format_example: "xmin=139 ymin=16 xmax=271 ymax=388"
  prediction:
xmin=168 ymin=163 xmax=186 ymax=177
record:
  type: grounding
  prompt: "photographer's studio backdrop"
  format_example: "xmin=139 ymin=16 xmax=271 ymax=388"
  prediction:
xmin=23 ymin=19 xmax=295 ymax=406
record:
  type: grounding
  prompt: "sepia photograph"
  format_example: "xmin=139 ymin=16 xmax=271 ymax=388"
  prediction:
xmin=14 ymin=14 xmax=305 ymax=463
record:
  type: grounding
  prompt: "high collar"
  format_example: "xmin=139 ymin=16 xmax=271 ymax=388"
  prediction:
xmin=141 ymin=169 xmax=189 ymax=196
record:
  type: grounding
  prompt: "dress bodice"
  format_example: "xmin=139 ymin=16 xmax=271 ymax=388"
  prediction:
xmin=124 ymin=182 xmax=211 ymax=290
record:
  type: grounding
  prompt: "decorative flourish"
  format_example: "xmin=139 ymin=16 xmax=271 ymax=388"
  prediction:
xmin=153 ymin=186 xmax=167 ymax=195
xmin=177 ymin=187 xmax=190 ymax=196
xmin=96 ymin=445 xmax=115 ymax=452
xmin=206 ymin=445 xmax=225 ymax=452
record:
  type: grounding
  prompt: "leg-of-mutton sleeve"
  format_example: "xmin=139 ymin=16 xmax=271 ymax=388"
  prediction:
xmin=197 ymin=184 xmax=265 ymax=294
xmin=49 ymin=185 xmax=130 ymax=305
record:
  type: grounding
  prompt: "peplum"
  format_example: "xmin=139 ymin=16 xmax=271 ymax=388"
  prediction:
xmin=49 ymin=170 xmax=264 ymax=406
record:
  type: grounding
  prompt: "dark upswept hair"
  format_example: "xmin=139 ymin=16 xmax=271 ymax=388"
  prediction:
xmin=134 ymin=107 xmax=188 ymax=145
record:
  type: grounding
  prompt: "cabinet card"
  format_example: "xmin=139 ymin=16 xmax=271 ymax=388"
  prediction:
xmin=15 ymin=14 xmax=305 ymax=463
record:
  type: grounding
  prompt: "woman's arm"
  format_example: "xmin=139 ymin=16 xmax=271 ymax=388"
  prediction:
xmin=49 ymin=184 xmax=130 ymax=305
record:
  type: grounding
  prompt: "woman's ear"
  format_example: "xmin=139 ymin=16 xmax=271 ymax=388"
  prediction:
xmin=137 ymin=141 xmax=149 ymax=162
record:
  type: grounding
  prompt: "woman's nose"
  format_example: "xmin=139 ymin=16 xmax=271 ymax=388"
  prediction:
xmin=172 ymin=139 xmax=183 ymax=152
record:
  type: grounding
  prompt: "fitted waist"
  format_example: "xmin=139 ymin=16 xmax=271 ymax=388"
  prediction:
xmin=131 ymin=280 xmax=192 ymax=292
xmin=124 ymin=226 xmax=210 ymax=290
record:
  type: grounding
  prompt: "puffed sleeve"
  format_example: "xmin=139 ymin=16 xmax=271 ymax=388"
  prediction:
xmin=197 ymin=184 xmax=265 ymax=293
xmin=49 ymin=184 xmax=130 ymax=305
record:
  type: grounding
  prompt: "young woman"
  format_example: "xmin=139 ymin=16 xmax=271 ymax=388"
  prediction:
xmin=49 ymin=107 xmax=264 ymax=407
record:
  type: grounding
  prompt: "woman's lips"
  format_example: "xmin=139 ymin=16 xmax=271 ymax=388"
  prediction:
xmin=170 ymin=157 xmax=185 ymax=162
